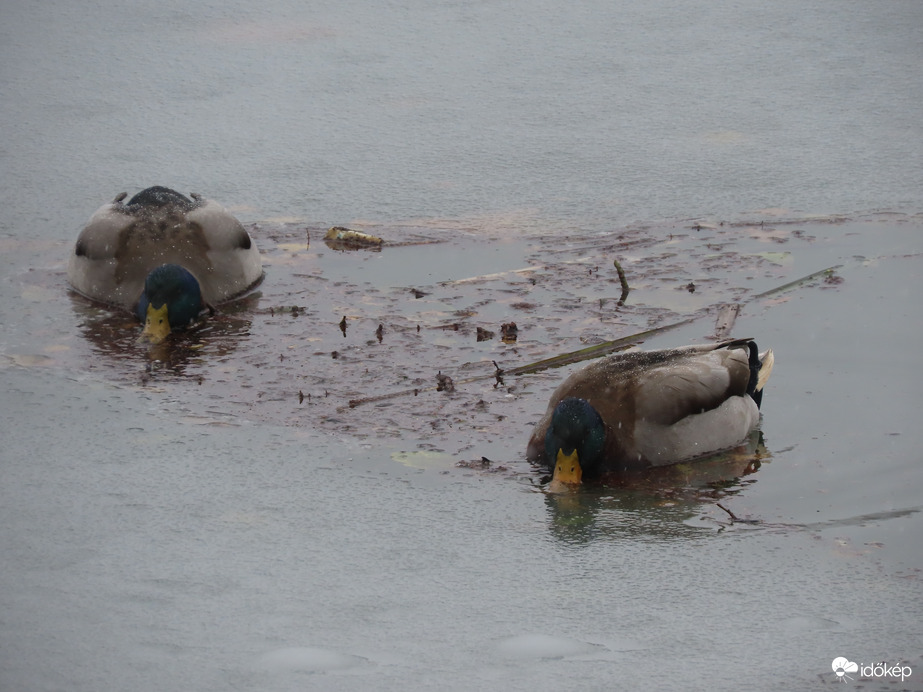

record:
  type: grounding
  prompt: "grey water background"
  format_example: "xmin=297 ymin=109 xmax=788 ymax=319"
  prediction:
xmin=1 ymin=1 xmax=922 ymax=690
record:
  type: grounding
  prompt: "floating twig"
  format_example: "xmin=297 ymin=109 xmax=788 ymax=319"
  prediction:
xmin=716 ymin=502 xmax=760 ymax=524
xmin=503 ymin=320 xmax=697 ymax=377
xmin=613 ymin=257 xmax=630 ymax=304
xmin=713 ymin=303 xmax=740 ymax=340
xmin=752 ymin=265 xmax=842 ymax=299
xmin=492 ymin=360 xmax=504 ymax=386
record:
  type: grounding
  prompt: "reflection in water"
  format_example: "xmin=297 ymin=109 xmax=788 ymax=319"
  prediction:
xmin=68 ymin=291 xmax=260 ymax=380
xmin=541 ymin=430 xmax=769 ymax=544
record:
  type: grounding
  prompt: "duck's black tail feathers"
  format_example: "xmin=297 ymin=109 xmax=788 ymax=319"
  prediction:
xmin=744 ymin=340 xmax=775 ymax=409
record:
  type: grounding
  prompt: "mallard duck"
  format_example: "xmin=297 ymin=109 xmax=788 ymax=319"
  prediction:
xmin=67 ymin=186 xmax=262 ymax=342
xmin=526 ymin=338 xmax=774 ymax=485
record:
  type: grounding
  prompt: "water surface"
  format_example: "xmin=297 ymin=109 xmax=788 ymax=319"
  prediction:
xmin=1 ymin=1 xmax=922 ymax=690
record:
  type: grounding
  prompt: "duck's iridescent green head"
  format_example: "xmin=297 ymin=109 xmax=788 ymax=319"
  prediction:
xmin=136 ymin=264 xmax=203 ymax=343
xmin=545 ymin=397 xmax=606 ymax=486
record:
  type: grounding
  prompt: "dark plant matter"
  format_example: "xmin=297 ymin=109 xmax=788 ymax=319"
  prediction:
xmin=64 ymin=216 xmax=857 ymax=465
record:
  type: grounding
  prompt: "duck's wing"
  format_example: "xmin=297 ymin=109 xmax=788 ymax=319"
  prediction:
xmin=67 ymin=201 xmax=143 ymax=309
xmin=185 ymin=199 xmax=263 ymax=303
xmin=632 ymin=345 xmax=752 ymax=426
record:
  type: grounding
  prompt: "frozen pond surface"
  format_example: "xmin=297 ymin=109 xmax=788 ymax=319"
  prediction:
xmin=2 ymin=0 xmax=922 ymax=690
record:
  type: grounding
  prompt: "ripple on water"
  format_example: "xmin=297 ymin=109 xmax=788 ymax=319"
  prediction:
xmin=495 ymin=633 xmax=601 ymax=660
xmin=257 ymin=646 xmax=366 ymax=673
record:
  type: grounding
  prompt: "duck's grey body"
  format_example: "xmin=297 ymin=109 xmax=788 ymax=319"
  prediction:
xmin=67 ymin=187 xmax=262 ymax=311
xmin=527 ymin=339 xmax=773 ymax=474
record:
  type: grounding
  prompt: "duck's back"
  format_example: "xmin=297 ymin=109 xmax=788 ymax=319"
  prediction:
xmin=67 ymin=189 xmax=262 ymax=309
xmin=527 ymin=341 xmax=759 ymax=470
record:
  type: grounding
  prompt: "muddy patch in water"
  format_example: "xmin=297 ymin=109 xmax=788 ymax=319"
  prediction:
xmin=41 ymin=214 xmax=879 ymax=468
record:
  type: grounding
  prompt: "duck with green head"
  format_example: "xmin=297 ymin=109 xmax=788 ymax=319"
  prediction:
xmin=526 ymin=338 xmax=774 ymax=487
xmin=67 ymin=186 xmax=263 ymax=342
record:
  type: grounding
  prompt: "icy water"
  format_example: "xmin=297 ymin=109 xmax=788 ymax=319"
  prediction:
xmin=2 ymin=1 xmax=922 ymax=691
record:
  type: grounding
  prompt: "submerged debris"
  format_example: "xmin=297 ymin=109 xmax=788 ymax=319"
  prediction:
xmin=476 ymin=326 xmax=495 ymax=342
xmin=267 ymin=305 xmax=305 ymax=317
xmin=458 ymin=456 xmax=492 ymax=469
xmin=455 ymin=456 xmax=510 ymax=473
xmin=436 ymin=371 xmax=455 ymax=392
xmin=500 ymin=322 xmax=518 ymax=343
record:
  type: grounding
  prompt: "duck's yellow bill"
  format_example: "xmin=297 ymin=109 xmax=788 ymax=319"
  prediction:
xmin=552 ymin=448 xmax=583 ymax=485
xmin=140 ymin=303 xmax=171 ymax=344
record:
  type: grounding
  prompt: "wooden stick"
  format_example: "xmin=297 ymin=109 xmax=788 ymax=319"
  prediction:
xmin=501 ymin=319 xmax=696 ymax=377
xmin=613 ymin=257 xmax=630 ymax=303
xmin=752 ymin=264 xmax=841 ymax=299
xmin=713 ymin=303 xmax=740 ymax=340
